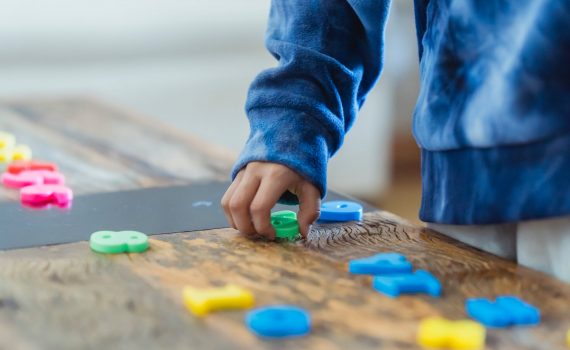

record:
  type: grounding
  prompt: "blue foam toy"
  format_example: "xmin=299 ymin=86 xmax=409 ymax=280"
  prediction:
xmin=245 ymin=305 xmax=311 ymax=338
xmin=349 ymin=253 xmax=413 ymax=275
xmin=466 ymin=296 xmax=540 ymax=328
xmin=319 ymin=201 xmax=363 ymax=222
xmin=372 ymin=270 xmax=442 ymax=298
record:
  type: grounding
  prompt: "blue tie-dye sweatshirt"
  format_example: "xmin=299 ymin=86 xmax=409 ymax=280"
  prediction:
xmin=232 ymin=0 xmax=570 ymax=225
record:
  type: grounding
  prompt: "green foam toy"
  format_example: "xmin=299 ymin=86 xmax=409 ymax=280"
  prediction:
xmin=90 ymin=230 xmax=149 ymax=254
xmin=271 ymin=210 xmax=299 ymax=240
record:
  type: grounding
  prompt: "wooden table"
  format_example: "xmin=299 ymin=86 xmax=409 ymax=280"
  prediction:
xmin=0 ymin=98 xmax=568 ymax=350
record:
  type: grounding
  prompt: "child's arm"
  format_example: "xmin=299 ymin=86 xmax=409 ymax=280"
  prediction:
xmin=222 ymin=0 xmax=391 ymax=239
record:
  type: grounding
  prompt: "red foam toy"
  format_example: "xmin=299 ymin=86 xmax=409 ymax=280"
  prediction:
xmin=7 ymin=160 xmax=58 ymax=174
xmin=20 ymin=184 xmax=73 ymax=206
xmin=2 ymin=170 xmax=65 ymax=189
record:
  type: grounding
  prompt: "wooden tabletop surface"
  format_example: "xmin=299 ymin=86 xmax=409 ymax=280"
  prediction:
xmin=0 ymin=98 xmax=568 ymax=350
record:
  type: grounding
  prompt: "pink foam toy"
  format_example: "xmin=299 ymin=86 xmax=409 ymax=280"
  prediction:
xmin=21 ymin=200 xmax=72 ymax=211
xmin=20 ymin=184 xmax=73 ymax=206
xmin=2 ymin=170 xmax=65 ymax=189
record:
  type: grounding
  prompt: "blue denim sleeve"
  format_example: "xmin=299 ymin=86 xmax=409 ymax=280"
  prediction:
xmin=231 ymin=0 xmax=391 ymax=200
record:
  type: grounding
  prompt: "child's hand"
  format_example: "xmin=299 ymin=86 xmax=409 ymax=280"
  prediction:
xmin=221 ymin=162 xmax=321 ymax=240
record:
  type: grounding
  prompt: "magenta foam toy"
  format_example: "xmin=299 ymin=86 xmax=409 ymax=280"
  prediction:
xmin=2 ymin=170 xmax=65 ymax=189
xmin=20 ymin=184 xmax=73 ymax=206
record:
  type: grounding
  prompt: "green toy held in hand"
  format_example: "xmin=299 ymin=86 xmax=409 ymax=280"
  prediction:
xmin=271 ymin=210 xmax=300 ymax=240
xmin=90 ymin=230 xmax=149 ymax=254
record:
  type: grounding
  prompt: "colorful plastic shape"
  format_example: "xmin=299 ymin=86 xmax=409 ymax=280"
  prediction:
xmin=466 ymin=296 xmax=540 ymax=328
xmin=90 ymin=230 xmax=149 ymax=254
xmin=349 ymin=252 xmax=413 ymax=275
xmin=183 ymin=285 xmax=254 ymax=317
xmin=271 ymin=210 xmax=299 ymax=240
xmin=418 ymin=317 xmax=486 ymax=350
xmin=272 ymin=210 xmax=296 ymax=220
xmin=0 ymin=131 xmax=16 ymax=154
xmin=21 ymin=200 xmax=72 ymax=211
xmin=372 ymin=270 xmax=442 ymax=298
xmin=2 ymin=171 xmax=40 ymax=188
xmin=20 ymin=184 xmax=73 ymax=206
xmin=319 ymin=201 xmax=363 ymax=222
xmin=246 ymin=305 xmax=311 ymax=338
xmin=7 ymin=160 xmax=58 ymax=174
xmin=0 ymin=144 xmax=32 ymax=163
xmin=0 ymin=132 xmax=15 ymax=150
xmin=11 ymin=144 xmax=32 ymax=161
xmin=0 ymin=132 xmax=15 ymax=163
xmin=2 ymin=170 xmax=65 ymax=189
xmin=0 ymin=148 xmax=12 ymax=163
xmin=0 ymin=132 xmax=15 ymax=149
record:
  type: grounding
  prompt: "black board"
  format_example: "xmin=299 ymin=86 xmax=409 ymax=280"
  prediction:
xmin=0 ymin=181 xmax=375 ymax=250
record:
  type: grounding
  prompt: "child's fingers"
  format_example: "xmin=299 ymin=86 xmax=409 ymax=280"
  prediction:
xmin=228 ymin=172 xmax=260 ymax=235
xmin=221 ymin=171 xmax=244 ymax=229
xmin=296 ymin=184 xmax=321 ymax=238
xmin=250 ymin=178 xmax=291 ymax=240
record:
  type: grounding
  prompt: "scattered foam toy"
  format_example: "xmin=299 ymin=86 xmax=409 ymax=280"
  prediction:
xmin=0 ymin=148 xmax=13 ymax=163
xmin=417 ymin=317 xmax=486 ymax=350
xmin=2 ymin=171 xmax=40 ymax=188
xmin=0 ymin=132 xmax=15 ymax=150
xmin=0 ymin=144 xmax=32 ymax=163
xmin=466 ymin=296 xmax=540 ymax=328
xmin=246 ymin=305 xmax=311 ymax=338
xmin=183 ymin=285 xmax=254 ymax=317
xmin=90 ymin=230 xmax=149 ymax=254
xmin=7 ymin=160 xmax=58 ymax=174
xmin=373 ymin=270 xmax=442 ymax=298
xmin=2 ymin=170 xmax=65 ymax=189
xmin=349 ymin=252 xmax=413 ymax=275
xmin=20 ymin=184 xmax=73 ymax=206
xmin=21 ymin=201 xmax=71 ymax=210
xmin=11 ymin=144 xmax=32 ymax=161
xmin=567 ymin=328 xmax=570 ymax=347
xmin=319 ymin=201 xmax=363 ymax=222
xmin=271 ymin=210 xmax=299 ymax=240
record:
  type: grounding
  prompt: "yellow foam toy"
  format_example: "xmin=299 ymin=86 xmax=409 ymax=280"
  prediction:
xmin=418 ymin=317 xmax=486 ymax=350
xmin=566 ymin=328 xmax=569 ymax=348
xmin=0 ymin=132 xmax=15 ymax=163
xmin=0 ymin=130 xmax=32 ymax=163
xmin=11 ymin=144 xmax=32 ymax=161
xmin=182 ymin=284 xmax=254 ymax=316
xmin=0 ymin=132 xmax=15 ymax=150
xmin=0 ymin=149 xmax=11 ymax=163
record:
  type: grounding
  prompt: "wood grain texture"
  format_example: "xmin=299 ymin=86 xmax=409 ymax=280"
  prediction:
xmin=0 ymin=97 xmax=234 ymax=201
xmin=0 ymin=98 xmax=569 ymax=350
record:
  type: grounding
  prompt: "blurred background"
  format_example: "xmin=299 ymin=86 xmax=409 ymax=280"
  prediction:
xmin=0 ymin=0 xmax=421 ymax=223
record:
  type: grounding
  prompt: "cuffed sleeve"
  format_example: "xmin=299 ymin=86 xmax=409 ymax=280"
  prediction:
xmin=231 ymin=108 xmax=333 ymax=199
xmin=232 ymin=0 xmax=391 ymax=199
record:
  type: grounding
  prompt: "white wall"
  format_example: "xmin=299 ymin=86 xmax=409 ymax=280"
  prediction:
xmin=0 ymin=0 xmax=419 ymax=198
